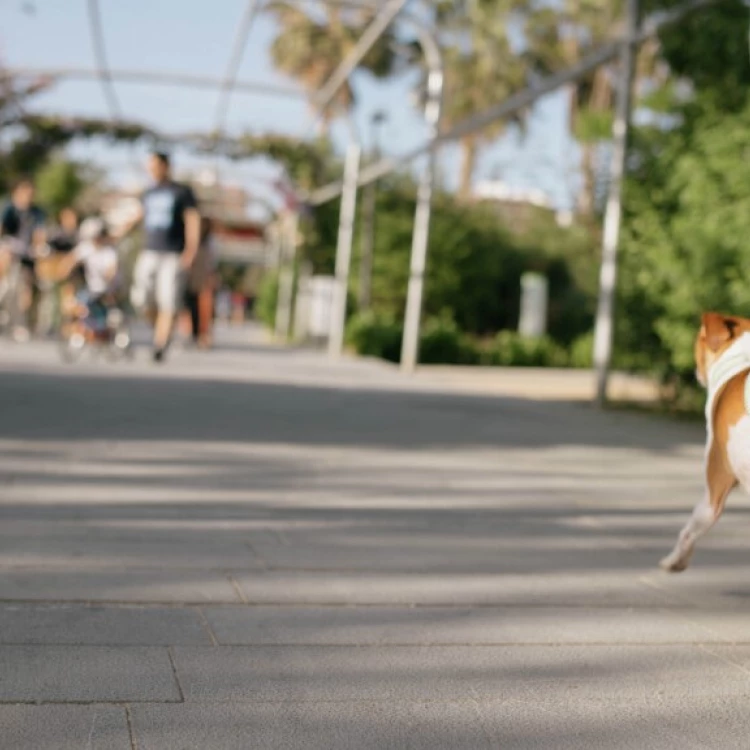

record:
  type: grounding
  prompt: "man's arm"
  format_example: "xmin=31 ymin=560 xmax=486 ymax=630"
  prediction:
xmin=57 ymin=250 xmax=81 ymax=280
xmin=113 ymin=204 xmax=144 ymax=241
xmin=181 ymin=206 xmax=201 ymax=269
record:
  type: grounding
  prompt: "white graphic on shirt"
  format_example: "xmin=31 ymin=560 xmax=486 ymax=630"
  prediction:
xmin=143 ymin=190 xmax=175 ymax=230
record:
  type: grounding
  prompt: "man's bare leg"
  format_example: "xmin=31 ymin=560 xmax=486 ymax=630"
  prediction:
xmin=153 ymin=310 xmax=174 ymax=357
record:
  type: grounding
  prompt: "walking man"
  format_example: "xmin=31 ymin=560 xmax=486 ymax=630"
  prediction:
xmin=128 ymin=152 xmax=200 ymax=362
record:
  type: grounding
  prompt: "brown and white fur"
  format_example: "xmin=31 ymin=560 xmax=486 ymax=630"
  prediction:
xmin=661 ymin=312 xmax=750 ymax=572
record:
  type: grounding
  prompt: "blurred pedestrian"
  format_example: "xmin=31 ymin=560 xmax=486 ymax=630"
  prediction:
xmin=0 ymin=178 xmax=46 ymax=341
xmin=46 ymin=207 xmax=82 ymax=325
xmin=182 ymin=215 xmax=216 ymax=349
xmin=48 ymin=207 xmax=80 ymax=254
xmin=123 ymin=152 xmax=200 ymax=362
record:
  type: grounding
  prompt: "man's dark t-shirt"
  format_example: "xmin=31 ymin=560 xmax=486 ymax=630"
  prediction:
xmin=1 ymin=202 xmax=46 ymax=266
xmin=141 ymin=181 xmax=198 ymax=253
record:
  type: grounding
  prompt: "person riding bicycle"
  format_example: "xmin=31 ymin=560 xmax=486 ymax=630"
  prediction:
xmin=0 ymin=178 xmax=47 ymax=340
xmin=59 ymin=217 xmax=119 ymax=330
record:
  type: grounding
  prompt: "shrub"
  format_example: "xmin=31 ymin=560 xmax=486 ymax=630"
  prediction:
xmin=569 ymin=331 xmax=594 ymax=369
xmin=419 ymin=314 xmax=480 ymax=365
xmin=485 ymin=331 xmax=569 ymax=368
xmin=345 ymin=311 xmax=403 ymax=362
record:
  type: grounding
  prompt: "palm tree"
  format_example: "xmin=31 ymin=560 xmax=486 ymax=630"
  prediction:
xmin=417 ymin=0 xmax=544 ymax=201
xmin=269 ymin=2 xmax=396 ymax=139
xmin=525 ymin=0 xmax=665 ymax=218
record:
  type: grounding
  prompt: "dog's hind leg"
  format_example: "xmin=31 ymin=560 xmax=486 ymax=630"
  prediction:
xmin=660 ymin=446 xmax=736 ymax=573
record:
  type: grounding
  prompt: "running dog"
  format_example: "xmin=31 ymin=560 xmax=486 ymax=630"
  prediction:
xmin=661 ymin=312 xmax=750 ymax=572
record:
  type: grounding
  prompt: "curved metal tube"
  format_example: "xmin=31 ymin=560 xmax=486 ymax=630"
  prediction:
xmin=214 ymin=0 xmax=264 ymax=135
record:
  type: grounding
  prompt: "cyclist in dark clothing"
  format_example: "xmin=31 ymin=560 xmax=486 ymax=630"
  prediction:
xmin=0 ymin=179 xmax=46 ymax=340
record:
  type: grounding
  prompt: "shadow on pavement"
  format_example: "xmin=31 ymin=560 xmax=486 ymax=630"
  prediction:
xmin=0 ymin=369 xmax=702 ymax=452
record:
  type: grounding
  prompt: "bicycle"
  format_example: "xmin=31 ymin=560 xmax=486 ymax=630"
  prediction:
xmin=58 ymin=291 xmax=133 ymax=363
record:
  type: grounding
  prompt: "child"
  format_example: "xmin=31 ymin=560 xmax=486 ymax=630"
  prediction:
xmin=60 ymin=217 xmax=119 ymax=329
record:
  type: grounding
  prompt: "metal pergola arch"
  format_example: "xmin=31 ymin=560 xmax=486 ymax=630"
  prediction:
xmin=5 ymin=0 xmax=729 ymax=395
xmin=75 ymin=0 xmax=441 ymax=362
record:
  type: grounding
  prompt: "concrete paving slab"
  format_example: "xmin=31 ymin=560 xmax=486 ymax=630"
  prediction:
xmin=203 ymin=605 xmax=712 ymax=645
xmin=131 ymin=697 xmax=750 ymax=750
xmin=172 ymin=645 xmax=750 ymax=703
xmin=0 ymin=539 xmax=261 ymax=569
xmin=639 ymin=566 xmax=750 ymax=610
xmin=131 ymin=700 xmax=497 ymax=750
xmin=488 ymin=697 xmax=735 ymax=750
xmin=0 ymin=604 xmax=211 ymax=645
xmin=3 ymin=328 xmax=746 ymax=746
xmin=232 ymin=570 xmax=669 ymax=606
xmin=0 ymin=646 xmax=180 ymax=702
xmin=250 ymin=540 xmax=649 ymax=573
xmin=0 ymin=705 xmax=131 ymax=750
xmin=701 ymin=644 xmax=750 ymax=669
xmin=0 ymin=568 xmax=242 ymax=603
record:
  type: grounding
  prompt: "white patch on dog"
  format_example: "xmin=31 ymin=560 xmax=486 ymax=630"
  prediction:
xmin=660 ymin=493 xmax=716 ymax=572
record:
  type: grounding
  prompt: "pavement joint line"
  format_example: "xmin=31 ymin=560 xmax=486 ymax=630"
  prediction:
xmin=0 ymin=598 xmax=729 ymax=610
xmin=0 ymin=642 xmax=731 ymax=649
xmin=0 ymin=564 xmax=264 ymax=572
xmin=125 ymin=704 xmax=138 ymax=750
xmin=638 ymin=573 xmax=708 ymax=608
xmin=269 ymin=529 xmax=290 ymax=546
xmin=167 ymin=647 xmax=186 ymax=703
xmin=243 ymin=541 xmax=268 ymax=570
xmin=195 ymin=608 xmax=220 ymax=647
xmin=0 ymin=699 xmax=182 ymax=706
xmin=226 ymin=573 xmax=249 ymax=603
xmin=5 ymin=639 xmax=750 ymax=647
xmin=0 ymin=697 xmax=549 ymax=706
xmin=696 ymin=642 xmax=750 ymax=677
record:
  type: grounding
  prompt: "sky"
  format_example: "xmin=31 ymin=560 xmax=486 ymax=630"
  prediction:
xmin=0 ymin=0 xmax=578 ymax=213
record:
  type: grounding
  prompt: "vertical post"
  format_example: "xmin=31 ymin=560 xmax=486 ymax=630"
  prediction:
xmin=328 ymin=143 xmax=361 ymax=356
xmin=400 ymin=68 xmax=443 ymax=373
xmin=359 ymin=111 xmax=386 ymax=312
xmin=359 ymin=181 xmax=376 ymax=312
xmin=275 ymin=210 xmax=299 ymax=340
xmin=593 ymin=0 xmax=639 ymax=406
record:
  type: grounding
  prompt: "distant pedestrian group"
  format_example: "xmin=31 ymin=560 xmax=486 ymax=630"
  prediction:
xmin=0 ymin=150 xmax=217 ymax=360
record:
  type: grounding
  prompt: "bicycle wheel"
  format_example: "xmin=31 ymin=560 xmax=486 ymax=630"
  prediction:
xmin=58 ymin=321 xmax=87 ymax=363
xmin=107 ymin=325 xmax=133 ymax=361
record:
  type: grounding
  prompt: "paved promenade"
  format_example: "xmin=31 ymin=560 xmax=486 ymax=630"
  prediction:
xmin=1 ymin=325 xmax=749 ymax=749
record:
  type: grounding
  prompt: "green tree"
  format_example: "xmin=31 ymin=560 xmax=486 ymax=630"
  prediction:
xmin=269 ymin=2 xmax=396 ymax=137
xmin=619 ymin=99 xmax=750 ymax=379
xmin=34 ymin=159 xmax=88 ymax=215
xmin=0 ymin=70 xmax=150 ymax=195
xmin=422 ymin=0 xmax=539 ymax=201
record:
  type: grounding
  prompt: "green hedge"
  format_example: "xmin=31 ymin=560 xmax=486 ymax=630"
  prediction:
xmin=346 ymin=312 xmax=597 ymax=369
xmin=345 ymin=311 xmax=402 ymax=362
xmin=481 ymin=331 xmax=569 ymax=368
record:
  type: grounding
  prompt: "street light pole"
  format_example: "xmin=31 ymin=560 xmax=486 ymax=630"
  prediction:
xmin=400 ymin=65 xmax=443 ymax=373
xmin=359 ymin=110 xmax=386 ymax=312
xmin=593 ymin=0 xmax=640 ymax=406
xmin=328 ymin=143 xmax=362 ymax=356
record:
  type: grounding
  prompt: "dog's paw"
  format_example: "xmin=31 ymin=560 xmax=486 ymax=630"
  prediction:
xmin=659 ymin=553 xmax=689 ymax=573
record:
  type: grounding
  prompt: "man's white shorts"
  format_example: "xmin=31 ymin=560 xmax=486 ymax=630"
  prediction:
xmin=130 ymin=249 xmax=184 ymax=315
